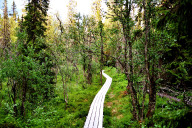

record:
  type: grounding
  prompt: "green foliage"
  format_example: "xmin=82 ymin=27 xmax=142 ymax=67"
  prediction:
xmin=0 ymin=65 xmax=102 ymax=127
xmin=1 ymin=0 xmax=191 ymax=127
xmin=103 ymin=67 xmax=134 ymax=127
xmin=157 ymin=0 xmax=192 ymax=88
xmin=103 ymin=67 xmax=192 ymax=128
xmin=23 ymin=0 xmax=49 ymax=43
xmin=152 ymin=99 xmax=192 ymax=128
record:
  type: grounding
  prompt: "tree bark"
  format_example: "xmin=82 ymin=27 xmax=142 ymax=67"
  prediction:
xmin=87 ymin=49 xmax=92 ymax=84
xmin=0 ymin=80 xmax=2 ymax=90
xmin=141 ymin=0 xmax=150 ymax=121
xmin=87 ymin=32 xmax=93 ymax=85
xmin=124 ymin=0 xmax=139 ymax=120
xmin=3 ymin=0 xmax=10 ymax=51
xmin=61 ymin=74 xmax=68 ymax=107
xmin=147 ymin=73 xmax=156 ymax=118
xmin=99 ymin=21 xmax=104 ymax=86
xmin=21 ymin=76 xmax=27 ymax=117
xmin=147 ymin=25 xmax=157 ymax=118
xmin=56 ymin=64 xmax=68 ymax=105
xmin=12 ymin=80 xmax=17 ymax=117
xmin=128 ymin=41 xmax=139 ymax=121
xmin=107 ymin=0 xmax=140 ymax=121
xmin=123 ymin=22 xmax=139 ymax=120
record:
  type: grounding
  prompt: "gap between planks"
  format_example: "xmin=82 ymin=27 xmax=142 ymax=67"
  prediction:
xmin=84 ymin=70 xmax=112 ymax=128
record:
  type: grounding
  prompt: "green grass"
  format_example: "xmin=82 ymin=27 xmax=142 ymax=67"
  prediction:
xmin=0 ymin=67 xmax=105 ymax=128
xmin=0 ymin=66 xmax=191 ymax=127
xmin=103 ymin=67 xmax=192 ymax=128
xmin=103 ymin=67 xmax=133 ymax=128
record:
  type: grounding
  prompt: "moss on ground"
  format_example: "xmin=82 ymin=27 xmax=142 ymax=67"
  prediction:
xmin=103 ymin=67 xmax=192 ymax=128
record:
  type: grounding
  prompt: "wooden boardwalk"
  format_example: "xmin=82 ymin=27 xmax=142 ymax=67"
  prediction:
xmin=84 ymin=70 xmax=112 ymax=128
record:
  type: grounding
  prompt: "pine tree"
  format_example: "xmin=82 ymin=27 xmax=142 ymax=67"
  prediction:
xmin=18 ymin=0 xmax=55 ymax=116
xmin=10 ymin=0 xmax=17 ymax=21
xmin=0 ymin=14 xmax=3 ymax=43
xmin=92 ymin=0 xmax=104 ymax=85
xmin=2 ymin=0 xmax=10 ymax=49
xmin=23 ymin=0 xmax=49 ymax=43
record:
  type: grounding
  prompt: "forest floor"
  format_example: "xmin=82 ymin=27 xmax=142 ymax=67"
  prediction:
xmin=0 ymin=66 xmax=191 ymax=128
xmin=0 ymin=67 xmax=105 ymax=127
xmin=103 ymin=67 xmax=192 ymax=128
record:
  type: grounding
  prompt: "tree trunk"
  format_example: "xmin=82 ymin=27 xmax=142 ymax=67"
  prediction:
xmin=0 ymin=80 xmax=2 ymax=90
xmin=128 ymin=41 xmax=139 ymax=121
xmin=21 ymin=76 xmax=27 ymax=117
xmin=123 ymin=23 xmax=139 ymax=120
xmin=147 ymin=40 xmax=157 ymax=118
xmin=64 ymin=77 xmax=68 ymax=106
xmin=55 ymin=67 xmax=58 ymax=83
xmin=12 ymin=81 xmax=17 ymax=117
xmin=99 ymin=21 xmax=104 ymax=86
xmin=87 ymin=32 xmax=93 ymax=85
xmin=82 ymin=34 xmax=87 ymax=84
xmin=83 ymin=55 xmax=86 ymax=80
xmin=141 ymin=0 xmax=150 ymax=121
xmin=122 ymin=1 xmax=139 ymax=120
xmin=147 ymin=73 xmax=156 ymax=118
xmin=3 ymin=0 xmax=10 ymax=51
xmin=61 ymin=74 xmax=68 ymax=106
xmin=158 ymin=57 xmax=163 ymax=79
xmin=87 ymin=50 xmax=92 ymax=84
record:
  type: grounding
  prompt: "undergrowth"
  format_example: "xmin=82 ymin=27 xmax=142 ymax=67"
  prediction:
xmin=103 ymin=67 xmax=192 ymax=128
xmin=0 ymin=66 xmax=191 ymax=127
xmin=0 ymin=67 xmax=104 ymax=128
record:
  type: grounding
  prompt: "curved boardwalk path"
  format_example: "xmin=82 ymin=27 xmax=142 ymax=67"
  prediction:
xmin=84 ymin=70 xmax=112 ymax=128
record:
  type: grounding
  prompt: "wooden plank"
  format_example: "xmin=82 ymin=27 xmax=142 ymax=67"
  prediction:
xmin=84 ymin=70 xmax=112 ymax=128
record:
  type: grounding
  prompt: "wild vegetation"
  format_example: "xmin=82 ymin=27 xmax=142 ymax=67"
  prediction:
xmin=0 ymin=0 xmax=191 ymax=127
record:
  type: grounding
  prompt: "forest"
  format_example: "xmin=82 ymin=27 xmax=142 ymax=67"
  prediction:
xmin=0 ymin=0 xmax=192 ymax=127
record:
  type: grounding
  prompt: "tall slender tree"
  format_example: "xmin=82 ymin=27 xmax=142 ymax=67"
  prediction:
xmin=92 ymin=0 xmax=104 ymax=85
xmin=107 ymin=0 xmax=139 ymax=120
xmin=10 ymin=1 xmax=17 ymax=21
xmin=143 ymin=0 xmax=157 ymax=118
xmin=2 ymin=0 xmax=10 ymax=50
xmin=99 ymin=20 xmax=104 ymax=85
xmin=20 ymin=0 xmax=56 ymax=116
xmin=0 ymin=14 xmax=3 ymax=45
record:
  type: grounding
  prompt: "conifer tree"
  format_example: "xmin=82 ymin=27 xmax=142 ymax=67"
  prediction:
xmin=23 ymin=0 xmax=49 ymax=43
xmin=2 ymin=0 xmax=10 ymax=49
xmin=10 ymin=1 xmax=17 ymax=21
xmin=92 ymin=0 xmax=104 ymax=85
xmin=0 ymin=14 xmax=3 ymax=42
xmin=19 ymin=0 xmax=55 ymax=116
